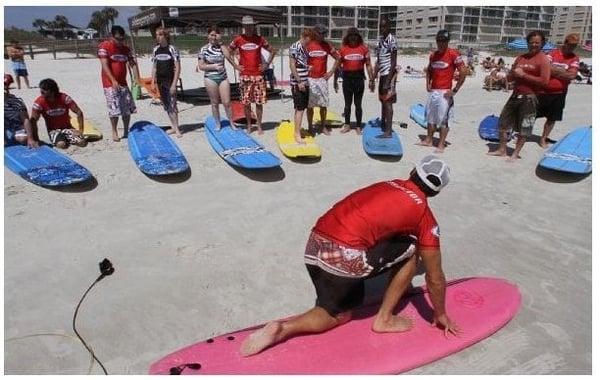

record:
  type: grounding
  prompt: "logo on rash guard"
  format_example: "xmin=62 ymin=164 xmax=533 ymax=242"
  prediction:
xmin=155 ymin=54 xmax=173 ymax=61
xmin=309 ymin=50 xmax=327 ymax=57
xmin=431 ymin=61 xmax=449 ymax=69
xmin=552 ymin=62 xmax=569 ymax=69
xmin=344 ymin=53 xmax=364 ymax=61
xmin=241 ymin=43 xmax=259 ymax=51
xmin=47 ymin=108 xmax=66 ymax=116
xmin=110 ymin=54 xmax=128 ymax=62
xmin=431 ymin=225 xmax=440 ymax=237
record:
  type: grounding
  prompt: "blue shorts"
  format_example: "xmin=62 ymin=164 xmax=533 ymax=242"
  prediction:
xmin=14 ymin=68 xmax=28 ymax=77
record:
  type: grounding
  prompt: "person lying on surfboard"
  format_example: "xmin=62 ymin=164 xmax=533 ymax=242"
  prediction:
xmin=241 ymin=155 xmax=459 ymax=357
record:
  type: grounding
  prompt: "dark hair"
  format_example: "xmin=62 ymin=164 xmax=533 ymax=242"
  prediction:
xmin=343 ymin=27 xmax=363 ymax=47
xmin=39 ymin=78 xmax=59 ymax=95
xmin=409 ymin=169 xmax=440 ymax=197
xmin=111 ymin=25 xmax=126 ymax=37
xmin=526 ymin=30 xmax=546 ymax=45
xmin=497 ymin=57 xmax=505 ymax=65
xmin=207 ymin=25 xmax=220 ymax=34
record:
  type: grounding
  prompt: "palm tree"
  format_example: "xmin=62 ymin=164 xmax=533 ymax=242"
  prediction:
xmin=89 ymin=10 xmax=109 ymax=37
xmin=32 ymin=18 xmax=47 ymax=32
xmin=54 ymin=15 xmax=69 ymax=39
xmin=102 ymin=7 xmax=119 ymax=28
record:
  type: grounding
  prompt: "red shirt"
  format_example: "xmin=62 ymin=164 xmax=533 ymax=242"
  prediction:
xmin=229 ymin=34 xmax=270 ymax=76
xmin=306 ymin=40 xmax=338 ymax=78
xmin=32 ymin=93 xmax=77 ymax=131
xmin=313 ymin=179 xmax=440 ymax=250
xmin=98 ymin=40 xmax=136 ymax=88
xmin=546 ymin=49 xmax=580 ymax=94
xmin=339 ymin=44 xmax=370 ymax=72
xmin=428 ymin=48 xmax=464 ymax=90
xmin=512 ymin=52 xmax=551 ymax=95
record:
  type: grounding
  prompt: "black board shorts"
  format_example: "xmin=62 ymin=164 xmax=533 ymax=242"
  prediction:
xmin=536 ymin=93 xmax=567 ymax=121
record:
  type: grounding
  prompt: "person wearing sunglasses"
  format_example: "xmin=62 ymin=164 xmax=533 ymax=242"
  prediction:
xmin=151 ymin=27 xmax=182 ymax=137
xmin=536 ymin=33 xmax=581 ymax=148
xmin=97 ymin=25 xmax=140 ymax=142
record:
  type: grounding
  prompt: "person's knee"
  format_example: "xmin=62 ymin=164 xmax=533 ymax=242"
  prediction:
xmin=15 ymin=135 xmax=27 ymax=144
xmin=55 ymin=140 xmax=68 ymax=149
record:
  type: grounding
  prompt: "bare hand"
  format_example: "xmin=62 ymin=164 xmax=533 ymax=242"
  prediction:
xmin=27 ymin=139 xmax=39 ymax=149
xmin=170 ymin=86 xmax=176 ymax=96
xmin=235 ymin=64 xmax=244 ymax=72
xmin=259 ymin=63 xmax=266 ymax=72
xmin=426 ymin=85 xmax=432 ymax=93
xmin=298 ymin=82 xmax=307 ymax=92
xmin=369 ymin=81 xmax=375 ymax=92
xmin=111 ymin=80 xmax=120 ymax=90
xmin=513 ymin=67 xmax=525 ymax=78
xmin=214 ymin=64 xmax=224 ymax=72
xmin=151 ymin=82 xmax=157 ymax=92
xmin=431 ymin=314 xmax=461 ymax=338
xmin=443 ymin=90 xmax=454 ymax=100
xmin=324 ymin=71 xmax=333 ymax=81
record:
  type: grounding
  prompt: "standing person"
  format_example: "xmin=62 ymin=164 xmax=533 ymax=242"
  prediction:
xmin=374 ymin=16 xmax=398 ymax=138
xmin=240 ymin=155 xmax=458 ymax=357
xmin=30 ymin=78 xmax=87 ymax=149
xmin=261 ymin=47 xmax=276 ymax=91
xmin=417 ymin=30 xmax=467 ymax=153
xmin=229 ymin=15 xmax=277 ymax=135
xmin=488 ymin=31 xmax=551 ymax=162
xmin=151 ymin=27 xmax=182 ymax=137
xmin=305 ymin=24 xmax=340 ymax=136
xmin=333 ymin=27 xmax=375 ymax=134
xmin=536 ymin=33 xmax=581 ymax=148
xmin=4 ymin=74 xmax=38 ymax=147
xmin=7 ymin=40 xmax=31 ymax=89
xmin=288 ymin=28 xmax=314 ymax=144
xmin=198 ymin=25 xmax=238 ymax=130
xmin=98 ymin=25 xmax=140 ymax=142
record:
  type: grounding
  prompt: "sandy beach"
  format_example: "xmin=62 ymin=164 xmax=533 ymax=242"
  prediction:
xmin=3 ymin=50 xmax=592 ymax=374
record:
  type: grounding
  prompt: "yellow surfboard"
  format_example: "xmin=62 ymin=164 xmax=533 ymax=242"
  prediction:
xmin=311 ymin=107 xmax=343 ymax=127
xmin=71 ymin=116 xmax=103 ymax=140
xmin=276 ymin=120 xmax=321 ymax=158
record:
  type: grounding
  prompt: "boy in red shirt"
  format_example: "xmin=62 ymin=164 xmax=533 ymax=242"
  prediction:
xmin=536 ymin=33 xmax=580 ymax=148
xmin=30 ymin=78 xmax=86 ymax=149
xmin=98 ymin=25 xmax=139 ymax=142
xmin=488 ymin=31 xmax=551 ymax=162
xmin=241 ymin=155 xmax=459 ymax=357
xmin=229 ymin=16 xmax=277 ymax=135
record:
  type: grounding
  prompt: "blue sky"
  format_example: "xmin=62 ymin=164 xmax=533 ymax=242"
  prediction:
xmin=4 ymin=6 xmax=140 ymax=30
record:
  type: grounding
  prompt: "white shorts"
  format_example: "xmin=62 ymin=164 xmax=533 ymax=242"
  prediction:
xmin=308 ymin=77 xmax=329 ymax=108
xmin=425 ymin=90 xmax=454 ymax=128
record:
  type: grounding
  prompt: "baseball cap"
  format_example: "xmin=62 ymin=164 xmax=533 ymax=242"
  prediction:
xmin=4 ymin=73 xmax=13 ymax=87
xmin=415 ymin=155 xmax=450 ymax=193
xmin=314 ymin=24 xmax=328 ymax=36
xmin=241 ymin=15 xmax=255 ymax=25
xmin=564 ymin=33 xmax=580 ymax=45
xmin=436 ymin=29 xmax=450 ymax=41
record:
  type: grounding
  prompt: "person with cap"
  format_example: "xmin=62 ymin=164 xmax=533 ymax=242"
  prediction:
xmin=229 ymin=15 xmax=277 ymax=135
xmin=289 ymin=28 xmax=315 ymax=144
xmin=305 ymin=24 xmax=340 ymax=136
xmin=536 ymin=33 xmax=581 ymax=148
xmin=240 ymin=155 xmax=458 ymax=357
xmin=417 ymin=29 xmax=467 ymax=153
xmin=4 ymin=74 xmax=38 ymax=148
xmin=374 ymin=15 xmax=398 ymax=138
xmin=488 ymin=30 xmax=551 ymax=162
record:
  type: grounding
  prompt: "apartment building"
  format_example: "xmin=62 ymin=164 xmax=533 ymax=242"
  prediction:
xmin=380 ymin=6 xmax=555 ymax=44
xmin=277 ymin=6 xmax=380 ymax=41
xmin=550 ymin=6 xmax=592 ymax=44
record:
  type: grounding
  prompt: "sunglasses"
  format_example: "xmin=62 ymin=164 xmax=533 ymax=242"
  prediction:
xmin=169 ymin=363 xmax=201 ymax=375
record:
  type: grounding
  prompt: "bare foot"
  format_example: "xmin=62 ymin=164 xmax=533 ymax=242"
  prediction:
xmin=487 ymin=150 xmax=507 ymax=157
xmin=340 ymin=124 xmax=351 ymax=133
xmin=434 ymin=146 xmax=445 ymax=153
xmin=240 ymin=321 xmax=283 ymax=357
xmin=176 ymin=133 xmax=183 ymax=138
xmin=506 ymin=155 xmax=521 ymax=162
xmin=294 ymin=134 xmax=306 ymax=144
xmin=415 ymin=139 xmax=433 ymax=147
xmin=323 ymin=127 xmax=331 ymax=136
xmin=257 ymin=128 xmax=264 ymax=135
xmin=355 ymin=127 xmax=362 ymax=135
xmin=538 ymin=139 xmax=549 ymax=149
xmin=112 ymin=132 xmax=120 ymax=142
xmin=372 ymin=314 xmax=414 ymax=333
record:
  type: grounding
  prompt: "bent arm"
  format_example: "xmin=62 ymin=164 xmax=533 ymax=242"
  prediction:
xmin=69 ymin=103 xmax=84 ymax=133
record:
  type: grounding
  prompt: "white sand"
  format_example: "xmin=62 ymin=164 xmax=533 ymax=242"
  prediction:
xmin=3 ymin=51 xmax=592 ymax=374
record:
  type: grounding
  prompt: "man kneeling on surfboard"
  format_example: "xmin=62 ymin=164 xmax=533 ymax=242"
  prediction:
xmin=241 ymin=155 xmax=459 ymax=357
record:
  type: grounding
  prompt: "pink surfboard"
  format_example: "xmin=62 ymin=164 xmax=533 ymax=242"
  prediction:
xmin=149 ymin=277 xmax=520 ymax=375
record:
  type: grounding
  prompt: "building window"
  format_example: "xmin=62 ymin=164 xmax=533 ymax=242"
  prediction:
xmin=416 ymin=18 xmax=423 ymax=24
xmin=428 ymin=17 xmax=438 ymax=23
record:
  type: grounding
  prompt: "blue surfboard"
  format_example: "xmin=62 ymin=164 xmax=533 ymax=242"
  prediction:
xmin=4 ymin=145 xmax=92 ymax=186
xmin=478 ymin=115 xmax=501 ymax=141
xmin=538 ymin=126 xmax=592 ymax=174
xmin=410 ymin=103 xmax=427 ymax=128
xmin=362 ymin=118 xmax=403 ymax=157
xmin=204 ymin=116 xmax=281 ymax=169
xmin=127 ymin=121 xmax=189 ymax=175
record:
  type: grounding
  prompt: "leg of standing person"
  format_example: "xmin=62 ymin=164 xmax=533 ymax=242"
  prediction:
xmin=434 ymin=97 xmax=453 ymax=153
xmin=307 ymin=107 xmax=315 ymax=135
xmin=353 ymin=78 xmax=365 ymax=134
xmin=23 ymin=74 xmax=30 ymax=89
xmin=110 ymin=117 xmax=120 ymax=142
xmin=205 ymin=78 xmax=222 ymax=129
xmin=219 ymin=79 xmax=235 ymax=129
xmin=292 ymin=85 xmax=307 ymax=144
xmin=341 ymin=77 xmax=353 ymax=133
xmin=14 ymin=74 xmax=21 ymax=90
xmin=418 ymin=92 xmax=436 ymax=146
xmin=254 ymin=76 xmax=266 ymax=135
xmin=508 ymin=97 xmax=536 ymax=162
xmin=488 ymin=97 xmax=517 ymax=157
xmin=540 ymin=119 xmax=555 ymax=149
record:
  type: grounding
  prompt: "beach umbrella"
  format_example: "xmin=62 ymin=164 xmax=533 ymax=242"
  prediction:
xmin=506 ymin=38 xmax=555 ymax=52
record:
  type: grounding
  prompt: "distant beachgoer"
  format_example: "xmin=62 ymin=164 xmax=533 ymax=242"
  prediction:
xmin=98 ymin=25 xmax=139 ymax=142
xmin=305 ymin=24 xmax=340 ymax=136
xmin=30 ymin=78 xmax=87 ymax=149
xmin=374 ymin=15 xmax=397 ymax=138
xmin=536 ymin=33 xmax=580 ymax=148
xmin=198 ymin=25 xmax=237 ymax=130
xmin=333 ymin=27 xmax=374 ymax=134
xmin=288 ymin=28 xmax=313 ymax=144
xmin=4 ymin=74 xmax=38 ymax=147
xmin=417 ymin=30 xmax=467 ymax=153
xmin=7 ymin=40 xmax=31 ymax=89
xmin=151 ymin=27 xmax=182 ymax=137
xmin=488 ymin=30 xmax=551 ymax=162
xmin=229 ymin=15 xmax=277 ymax=134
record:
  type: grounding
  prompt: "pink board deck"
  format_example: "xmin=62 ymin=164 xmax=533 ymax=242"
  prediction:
xmin=149 ymin=277 xmax=521 ymax=375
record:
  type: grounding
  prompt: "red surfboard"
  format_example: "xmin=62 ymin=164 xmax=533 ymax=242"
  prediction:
xmin=231 ymin=101 xmax=257 ymax=127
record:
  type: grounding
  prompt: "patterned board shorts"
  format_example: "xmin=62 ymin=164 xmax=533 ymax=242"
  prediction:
xmin=157 ymin=79 xmax=178 ymax=114
xmin=239 ymin=75 xmax=267 ymax=105
xmin=499 ymin=94 xmax=538 ymax=137
xmin=308 ymin=77 xmax=329 ymax=108
xmin=49 ymin=128 xmax=86 ymax=146
xmin=4 ymin=127 xmax=27 ymax=144
xmin=103 ymin=86 xmax=137 ymax=118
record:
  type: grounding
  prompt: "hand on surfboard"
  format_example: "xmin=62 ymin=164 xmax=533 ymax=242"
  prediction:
xmin=431 ymin=314 xmax=461 ymax=338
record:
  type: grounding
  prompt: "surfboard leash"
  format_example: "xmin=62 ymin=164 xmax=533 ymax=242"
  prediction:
xmin=72 ymin=258 xmax=115 ymax=375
